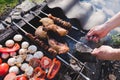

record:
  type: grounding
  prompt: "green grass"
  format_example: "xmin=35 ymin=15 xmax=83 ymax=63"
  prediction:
xmin=0 ymin=0 xmax=18 ymax=16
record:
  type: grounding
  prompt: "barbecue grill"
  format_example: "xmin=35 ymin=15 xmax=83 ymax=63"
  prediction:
xmin=0 ymin=1 xmax=103 ymax=80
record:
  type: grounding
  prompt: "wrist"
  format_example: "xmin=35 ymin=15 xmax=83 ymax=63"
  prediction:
xmin=101 ymin=22 xmax=112 ymax=33
xmin=113 ymin=48 xmax=120 ymax=60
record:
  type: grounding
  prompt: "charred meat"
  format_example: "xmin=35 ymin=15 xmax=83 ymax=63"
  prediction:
xmin=48 ymin=14 xmax=72 ymax=30
xmin=35 ymin=26 xmax=47 ymax=39
xmin=48 ymin=38 xmax=69 ymax=54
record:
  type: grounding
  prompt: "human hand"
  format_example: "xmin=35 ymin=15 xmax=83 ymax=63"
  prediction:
xmin=86 ymin=24 xmax=110 ymax=42
xmin=91 ymin=45 xmax=117 ymax=60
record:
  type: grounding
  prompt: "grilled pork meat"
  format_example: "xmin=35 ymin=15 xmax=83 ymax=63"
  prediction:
xmin=40 ymin=17 xmax=54 ymax=26
xmin=43 ymin=24 xmax=68 ymax=36
xmin=48 ymin=14 xmax=72 ymax=30
xmin=40 ymin=18 xmax=68 ymax=36
xmin=35 ymin=26 xmax=47 ymax=39
xmin=48 ymin=38 xmax=69 ymax=54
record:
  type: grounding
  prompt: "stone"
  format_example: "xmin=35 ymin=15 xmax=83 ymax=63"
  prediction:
xmin=5 ymin=17 xmax=12 ymax=23
xmin=0 ymin=24 xmax=5 ymax=30
xmin=16 ymin=0 xmax=36 ymax=12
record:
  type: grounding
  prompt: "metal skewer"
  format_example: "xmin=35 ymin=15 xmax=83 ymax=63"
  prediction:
xmin=20 ymin=17 xmax=36 ymax=30
xmin=30 ymin=11 xmax=81 ymax=43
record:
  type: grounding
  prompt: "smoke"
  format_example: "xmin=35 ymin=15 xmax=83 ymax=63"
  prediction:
xmin=83 ymin=0 xmax=120 ymax=18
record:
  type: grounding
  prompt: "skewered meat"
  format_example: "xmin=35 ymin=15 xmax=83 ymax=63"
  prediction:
xmin=35 ymin=26 xmax=47 ymax=39
xmin=48 ymin=14 xmax=72 ymax=29
xmin=40 ymin=18 xmax=68 ymax=36
xmin=48 ymin=39 xmax=69 ymax=54
xmin=43 ymin=24 xmax=68 ymax=36
xmin=26 ymin=33 xmax=57 ymax=54
xmin=40 ymin=17 xmax=54 ymax=26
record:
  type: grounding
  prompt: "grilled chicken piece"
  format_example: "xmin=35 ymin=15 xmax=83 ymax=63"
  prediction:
xmin=48 ymin=39 xmax=69 ymax=54
xmin=43 ymin=24 xmax=68 ymax=36
xmin=35 ymin=26 xmax=47 ymax=39
xmin=40 ymin=17 xmax=54 ymax=26
xmin=40 ymin=17 xmax=68 ymax=36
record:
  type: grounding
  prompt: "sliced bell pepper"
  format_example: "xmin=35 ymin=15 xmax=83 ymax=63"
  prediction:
xmin=47 ymin=58 xmax=61 ymax=79
xmin=40 ymin=56 xmax=52 ymax=69
xmin=0 ymin=43 xmax=20 ymax=53
xmin=33 ymin=67 xmax=46 ymax=79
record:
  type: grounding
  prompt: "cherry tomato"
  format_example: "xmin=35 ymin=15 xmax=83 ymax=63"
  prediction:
xmin=4 ymin=72 xmax=16 ymax=80
xmin=0 ymin=63 xmax=9 ymax=76
xmin=32 ymin=78 xmax=45 ymax=80
xmin=0 ymin=58 xmax=2 ymax=64
xmin=16 ymin=76 xmax=27 ymax=80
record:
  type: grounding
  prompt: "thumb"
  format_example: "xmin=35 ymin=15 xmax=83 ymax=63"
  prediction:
xmin=91 ymin=48 xmax=98 ymax=56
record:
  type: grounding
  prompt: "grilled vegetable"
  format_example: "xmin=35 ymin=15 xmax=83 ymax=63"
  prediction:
xmin=33 ymin=67 xmax=46 ymax=79
xmin=0 ymin=58 xmax=2 ymax=64
xmin=0 ymin=43 xmax=20 ymax=53
xmin=1 ymin=53 xmax=9 ymax=59
xmin=5 ymin=40 xmax=15 ymax=47
xmin=7 ymin=58 xmax=16 ymax=66
xmin=47 ymin=58 xmax=61 ymax=79
xmin=40 ymin=56 xmax=52 ymax=69
xmin=21 ymin=41 xmax=29 ymax=49
xmin=21 ymin=63 xmax=29 ymax=71
xmin=33 ymin=51 xmax=44 ymax=59
xmin=16 ymin=75 xmax=28 ymax=80
xmin=13 ymin=34 xmax=23 ymax=42
xmin=9 ymin=66 xmax=19 ymax=74
xmin=0 ymin=63 xmax=9 ymax=76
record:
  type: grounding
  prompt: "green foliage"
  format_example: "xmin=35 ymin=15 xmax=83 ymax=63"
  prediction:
xmin=111 ymin=34 xmax=120 ymax=47
xmin=0 ymin=0 xmax=18 ymax=16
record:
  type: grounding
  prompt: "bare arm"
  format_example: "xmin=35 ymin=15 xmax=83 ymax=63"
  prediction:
xmin=92 ymin=45 xmax=120 ymax=60
xmin=87 ymin=12 xmax=120 ymax=42
xmin=104 ymin=11 xmax=120 ymax=31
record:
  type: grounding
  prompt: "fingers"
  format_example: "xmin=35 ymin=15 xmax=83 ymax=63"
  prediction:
xmin=91 ymin=48 xmax=98 ymax=56
xmin=87 ymin=29 xmax=94 ymax=37
xmin=86 ymin=35 xmax=100 ymax=42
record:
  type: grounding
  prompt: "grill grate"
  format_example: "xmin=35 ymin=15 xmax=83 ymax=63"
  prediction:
xmin=0 ymin=2 xmax=97 ymax=80
xmin=12 ymin=17 xmax=90 ymax=80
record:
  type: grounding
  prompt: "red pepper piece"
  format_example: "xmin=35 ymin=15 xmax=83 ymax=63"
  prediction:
xmin=0 ymin=43 xmax=20 ymax=53
xmin=33 ymin=67 xmax=46 ymax=79
xmin=40 ymin=56 xmax=52 ymax=69
xmin=47 ymin=58 xmax=61 ymax=79
xmin=32 ymin=78 xmax=45 ymax=80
